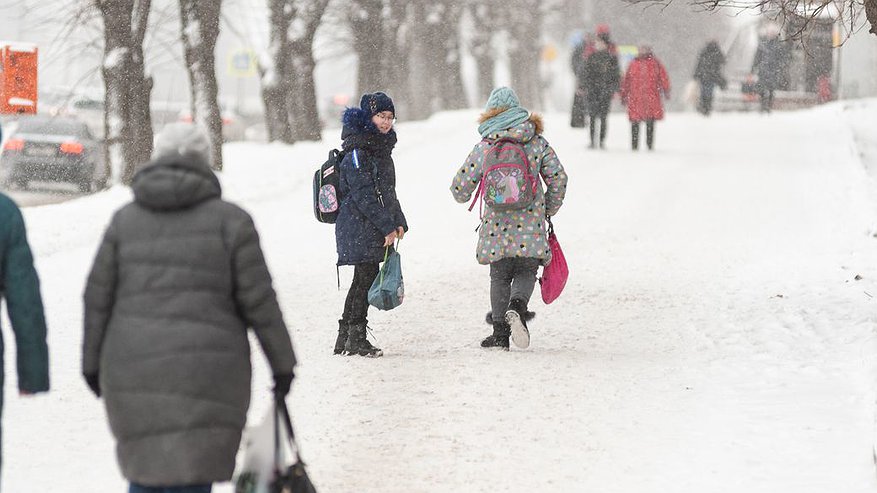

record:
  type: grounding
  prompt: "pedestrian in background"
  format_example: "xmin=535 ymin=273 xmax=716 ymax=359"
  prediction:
xmin=751 ymin=23 xmax=789 ymax=113
xmin=621 ymin=45 xmax=670 ymax=151
xmin=82 ymin=123 xmax=296 ymax=493
xmin=571 ymin=24 xmax=618 ymax=130
xmin=583 ymin=38 xmax=620 ymax=148
xmin=0 ymin=190 xmax=50 ymax=476
xmin=693 ymin=40 xmax=727 ymax=116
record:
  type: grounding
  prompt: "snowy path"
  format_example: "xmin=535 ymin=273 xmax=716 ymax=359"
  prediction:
xmin=4 ymin=106 xmax=877 ymax=492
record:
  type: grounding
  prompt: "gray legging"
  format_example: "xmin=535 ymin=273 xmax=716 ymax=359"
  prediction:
xmin=490 ymin=257 xmax=540 ymax=322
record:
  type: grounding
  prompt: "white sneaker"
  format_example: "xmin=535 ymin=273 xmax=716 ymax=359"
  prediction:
xmin=505 ymin=309 xmax=530 ymax=349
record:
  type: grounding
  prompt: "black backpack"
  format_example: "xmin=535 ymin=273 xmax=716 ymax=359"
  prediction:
xmin=313 ymin=149 xmax=345 ymax=223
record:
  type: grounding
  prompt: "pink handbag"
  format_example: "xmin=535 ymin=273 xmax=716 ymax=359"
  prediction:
xmin=540 ymin=218 xmax=568 ymax=304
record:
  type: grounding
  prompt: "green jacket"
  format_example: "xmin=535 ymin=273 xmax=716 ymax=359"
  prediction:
xmin=0 ymin=192 xmax=49 ymax=400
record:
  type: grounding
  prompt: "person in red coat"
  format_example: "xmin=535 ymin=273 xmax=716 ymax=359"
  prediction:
xmin=621 ymin=45 xmax=670 ymax=150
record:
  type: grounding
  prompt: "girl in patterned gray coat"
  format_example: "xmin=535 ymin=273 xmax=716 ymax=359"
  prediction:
xmin=451 ymin=87 xmax=568 ymax=350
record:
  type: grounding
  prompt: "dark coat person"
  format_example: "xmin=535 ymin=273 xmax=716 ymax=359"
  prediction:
xmin=582 ymin=39 xmax=620 ymax=148
xmin=333 ymin=92 xmax=407 ymax=358
xmin=0 ymin=191 xmax=49 ymax=474
xmin=570 ymin=25 xmax=618 ymax=129
xmin=335 ymin=105 xmax=407 ymax=267
xmin=751 ymin=24 xmax=789 ymax=113
xmin=82 ymin=123 xmax=296 ymax=492
xmin=693 ymin=41 xmax=727 ymax=115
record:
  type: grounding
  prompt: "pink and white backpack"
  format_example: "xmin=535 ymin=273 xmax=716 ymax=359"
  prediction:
xmin=468 ymin=138 xmax=538 ymax=214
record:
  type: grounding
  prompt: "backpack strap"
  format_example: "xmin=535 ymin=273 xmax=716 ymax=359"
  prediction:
xmin=353 ymin=148 xmax=385 ymax=207
xmin=467 ymin=138 xmax=495 ymax=215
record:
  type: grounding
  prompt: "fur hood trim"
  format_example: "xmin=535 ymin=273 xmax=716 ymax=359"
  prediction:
xmin=342 ymin=107 xmax=379 ymax=134
xmin=477 ymin=108 xmax=544 ymax=135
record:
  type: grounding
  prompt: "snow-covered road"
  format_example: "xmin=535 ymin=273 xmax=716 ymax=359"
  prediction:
xmin=4 ymin=104 xmax=877 ymax=492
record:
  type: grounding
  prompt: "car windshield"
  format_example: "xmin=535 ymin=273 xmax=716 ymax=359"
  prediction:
xmin=17 ymin=117 xmax=87 ymax=137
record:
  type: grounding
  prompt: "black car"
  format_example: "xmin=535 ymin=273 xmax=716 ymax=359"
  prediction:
xmin=1 ymin=115 xmax=107 ymax=192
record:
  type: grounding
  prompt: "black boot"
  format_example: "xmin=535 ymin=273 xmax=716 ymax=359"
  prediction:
xmin=505 ymin=299 xmax=533 ymax=349
xmin=481 ymin=321 xmax=510 ymax=350
xmin=344 ymin=323 xmax=383 ymax=357
xmin=334 ymin=320 xmax=348 ymax=355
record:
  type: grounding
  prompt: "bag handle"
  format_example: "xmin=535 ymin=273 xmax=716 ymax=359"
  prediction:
xmin=546 ymin=215 xmax=554 ymax=236
xmin=377 ymin=239 xmax=400 ymax=288
xmin=273 ymin=397 xmax=304 ymax=470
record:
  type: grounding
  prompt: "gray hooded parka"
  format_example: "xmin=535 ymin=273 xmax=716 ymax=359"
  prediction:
xmin=82 ymin=150 xmax=296 ymax=486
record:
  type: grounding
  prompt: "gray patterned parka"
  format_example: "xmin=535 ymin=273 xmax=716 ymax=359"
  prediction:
xmin=451 ymin=114 xmax=568 ymax=265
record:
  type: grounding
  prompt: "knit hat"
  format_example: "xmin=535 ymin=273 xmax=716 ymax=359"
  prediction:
xmin=152 ymin=122 xmax=212 ymax=162
xmin=596 ymin=23 xmax=611 ymax=35
xmin=478 ymin=87 xmax=530 ymax=138
xmin=484 ymin=86 xmax=521 ymax=111
xmin=360 ymin=92 xmax=395 ymax=117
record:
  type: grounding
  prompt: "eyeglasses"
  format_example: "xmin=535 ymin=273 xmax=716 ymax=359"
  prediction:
xmin=374 ymin=113 xmax=396 ymax=123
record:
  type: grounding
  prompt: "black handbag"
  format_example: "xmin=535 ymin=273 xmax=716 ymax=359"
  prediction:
xmin=270 ymin=398 xmax=317 ymax=493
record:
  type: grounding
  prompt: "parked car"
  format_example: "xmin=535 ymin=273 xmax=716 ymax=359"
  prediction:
xmin=0 ymin=115 xmax=107 ymax=192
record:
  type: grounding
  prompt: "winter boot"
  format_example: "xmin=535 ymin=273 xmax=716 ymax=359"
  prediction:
xmin=505 ymin=299 xmax=534 ymax=349
xmin=344 ymin=323 xmax=383 ymax=357
xmin=481 ymin=321 xmax=510 ymax=350
xmin=334 ymin=320 xmax=349 ymax=355
xmin=488 ymin=307 xmax=534 ymax=328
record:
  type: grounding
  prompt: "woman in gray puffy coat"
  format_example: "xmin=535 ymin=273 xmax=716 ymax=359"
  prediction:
xmin=82 ymin=123 xmax=297 ymax=493
xmin=451 ymin=87 xmax=568 ymax=351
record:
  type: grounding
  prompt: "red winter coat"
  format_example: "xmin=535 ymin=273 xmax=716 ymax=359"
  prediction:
xmin=621 ymin=54 xmax=670 ymax=122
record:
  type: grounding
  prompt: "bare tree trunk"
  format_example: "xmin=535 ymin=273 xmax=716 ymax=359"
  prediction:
xmin=867 ymin=0 xmax=877 ymax=35
xmin=505 ymin=0 xmax=542 ymax=108
xmin=179 ymin=0 xmax=223 ymax=170
xmin=262 ymin=0 xmax=294 ymax=143
xmin=406 ymin=1 xmax=433 ymax=120
xmin=435 ymin=2 xmax=467 ymax=110
xmin=469 ymin=1 xmax=496 ymax=104
xmin=351 ymin=0 xmax=385 ymax=95
xmin=404 ymin=1 xmax=466 ymax=118
xmin=382 ymin=0 xmax=411 ymax=118
xmin=288 ymin=0 xmax=330 ymax=142
xmin=289 ymin=47 xmax=322 ymax=141
xmin=98 ymin=0 xmax=154 ymax=186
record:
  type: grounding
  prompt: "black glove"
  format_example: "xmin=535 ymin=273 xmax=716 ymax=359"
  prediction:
xmin=273 ymin=372 xmax=294 ymax=399
xmin=84 ymin=373 xmax=101 ymax=398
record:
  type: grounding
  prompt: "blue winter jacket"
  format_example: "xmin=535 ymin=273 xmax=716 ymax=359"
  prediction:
xmin=335 ymin=108 xmax=407 ymax=265
xmin=0 ymin=192 xmax=50 ymax=429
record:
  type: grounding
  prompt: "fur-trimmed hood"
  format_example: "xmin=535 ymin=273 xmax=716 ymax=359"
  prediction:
xmin=342 ymin=107 xmax=380 ymax=139
xmin=340 ymin=107 xmax=397 ymax=156
xmin=478 ymin=108 xmax=544 ymax=135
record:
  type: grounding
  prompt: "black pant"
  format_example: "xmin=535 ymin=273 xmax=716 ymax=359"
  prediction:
xmin=631 ymin=120 xmax=655 ymax=150
xmin=589 ymin=113 xmax=607 ymax=147
xmin=699 ymin=82 xmax=715 ymax=115
xmin=341 ymin=262 xmax=379 ymax=326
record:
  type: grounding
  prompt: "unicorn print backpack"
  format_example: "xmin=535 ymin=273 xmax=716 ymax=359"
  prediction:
xmin=468 ymin=138 xmax=537 ymax=213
